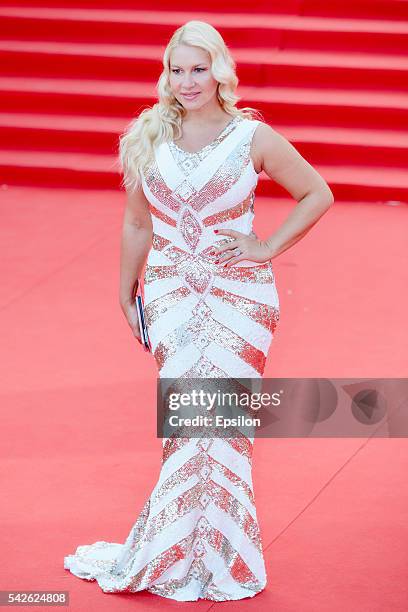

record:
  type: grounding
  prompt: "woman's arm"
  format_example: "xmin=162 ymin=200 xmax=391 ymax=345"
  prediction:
xmin=213 ymin=124 xmax=334 ymax=267
xmin=119 ymin=182 xmax=153 ymax=312
xmin=252 ymin=122 xmax=334 ymax=259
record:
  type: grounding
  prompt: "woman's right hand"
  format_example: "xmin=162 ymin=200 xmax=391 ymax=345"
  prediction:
xmin=120 ymin=298 xmax=142 ymax=346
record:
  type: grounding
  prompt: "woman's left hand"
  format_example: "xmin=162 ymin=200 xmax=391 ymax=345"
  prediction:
xmin=212 ymin=229 xmax=273 ymax=267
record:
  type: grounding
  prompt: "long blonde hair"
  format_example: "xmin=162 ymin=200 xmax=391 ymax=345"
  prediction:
xmin=118 ymin=20 xmax=263 ymax=193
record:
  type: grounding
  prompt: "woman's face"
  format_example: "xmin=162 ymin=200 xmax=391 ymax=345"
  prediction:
xmin=169 ymin=44 xmax=219 ymax=109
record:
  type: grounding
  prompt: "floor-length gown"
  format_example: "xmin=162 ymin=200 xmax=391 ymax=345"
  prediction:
xmin=63 ymin=114 xmax=280 ymax=601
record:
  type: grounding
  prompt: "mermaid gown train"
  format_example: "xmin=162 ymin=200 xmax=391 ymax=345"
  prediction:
xmin=64 ymin=115 xmax=280 ymax=602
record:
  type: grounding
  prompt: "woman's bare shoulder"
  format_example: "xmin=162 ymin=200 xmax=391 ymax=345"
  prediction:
xmin=252 ymin=120 xmax=287 ymax=151
xmin=251 ymin=121 xmax=300 ymax=174
xmin=249 ymin=120 xmax=280 ymax=174
xmin=250 ymin=119 xmax=334 ymax=202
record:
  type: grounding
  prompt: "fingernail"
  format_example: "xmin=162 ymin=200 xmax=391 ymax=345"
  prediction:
xmin=214 ymin=229 xmax=218 ymax=233
xmin=214 ymin=259 xmax=219 ymax=264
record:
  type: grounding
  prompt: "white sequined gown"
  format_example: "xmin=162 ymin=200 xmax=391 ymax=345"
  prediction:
xmin=64 ymin=115 xmax=280 ymax=602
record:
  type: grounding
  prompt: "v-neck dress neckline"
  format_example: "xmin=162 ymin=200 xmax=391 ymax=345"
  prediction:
xmin=164 ymin=115 xmax=250 ymax=181
xmin=170 ymin=116 xmax=241 ymax=157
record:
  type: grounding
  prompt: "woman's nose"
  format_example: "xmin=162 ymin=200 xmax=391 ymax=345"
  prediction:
xmin=182 ymin=74 xmax=196 ymax=87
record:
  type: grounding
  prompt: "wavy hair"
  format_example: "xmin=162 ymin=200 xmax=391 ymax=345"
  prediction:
xmin=118 ymin=20 xmax=263 ymax=193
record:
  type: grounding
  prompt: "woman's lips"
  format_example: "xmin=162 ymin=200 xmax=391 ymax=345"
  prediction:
xmin=182 ymin=92 xmax=200 ymax=99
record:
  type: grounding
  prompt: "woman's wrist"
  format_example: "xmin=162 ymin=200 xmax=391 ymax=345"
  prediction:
xmin=119 ymin=291 xmax=136 ymax=310
xmin=263 ymin=239 xmax=278 ymax=261
xmin=119 ymin=279 xmax=139 ymax=309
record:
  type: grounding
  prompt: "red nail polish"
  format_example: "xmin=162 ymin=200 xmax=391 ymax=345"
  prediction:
xmin=214 ymin=229 xmax=218 ymax=233
xmin=214 ymin=259 xmax=219 ymax=264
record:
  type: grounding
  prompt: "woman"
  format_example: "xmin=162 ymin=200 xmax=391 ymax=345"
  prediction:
xmin=64 ymin=20 xmax=333 ymax=602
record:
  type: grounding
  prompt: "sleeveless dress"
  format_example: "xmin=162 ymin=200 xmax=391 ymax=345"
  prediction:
xmin=63 ymin=115 xmax=280 ymax=602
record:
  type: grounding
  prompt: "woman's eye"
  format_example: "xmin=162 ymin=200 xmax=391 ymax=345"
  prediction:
xmin=171 ymin=68 xmax=206 ymax=74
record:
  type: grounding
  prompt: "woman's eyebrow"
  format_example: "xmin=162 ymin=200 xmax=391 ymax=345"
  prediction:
xmin=170 ymin=63 xmax=207 ymax=68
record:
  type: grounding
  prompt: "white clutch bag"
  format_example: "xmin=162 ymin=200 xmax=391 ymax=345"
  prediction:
xmin=135 ymin=281 xmax=152 ymax=352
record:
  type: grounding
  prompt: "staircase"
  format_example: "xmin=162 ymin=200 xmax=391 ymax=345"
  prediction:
xmin=0 ymin=1 xmax=407 ymax=203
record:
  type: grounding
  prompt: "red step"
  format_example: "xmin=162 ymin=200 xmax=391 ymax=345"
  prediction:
xmin=3 ymin=0 xmax=408 ymax=21
xmin=1 ymin=149 xmax=407 ymax=205
xmin=0 ymin=149 xmax=121 ymax=189
xmin=1 ymin=40 xmax=407 ymax=91
xmin=0 ymin=4 xmax=406 ymax=202
xmin=1 ymin=112 xmax=407 ymax=169
xmin=0 ymin=77 xmax=407 ymax=131
xmin=0 ymin=7 xmax=407 ymax=53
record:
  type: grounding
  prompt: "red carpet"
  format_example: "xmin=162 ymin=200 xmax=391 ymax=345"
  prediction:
xmin=1 ymin=185 xmax=407 ymax=610
xmin=1 ymin=1 xmax=408 ymax=609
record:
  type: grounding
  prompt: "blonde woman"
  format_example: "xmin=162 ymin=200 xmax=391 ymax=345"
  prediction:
xmin=64 ymin=20 xmax=333 ymax=602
